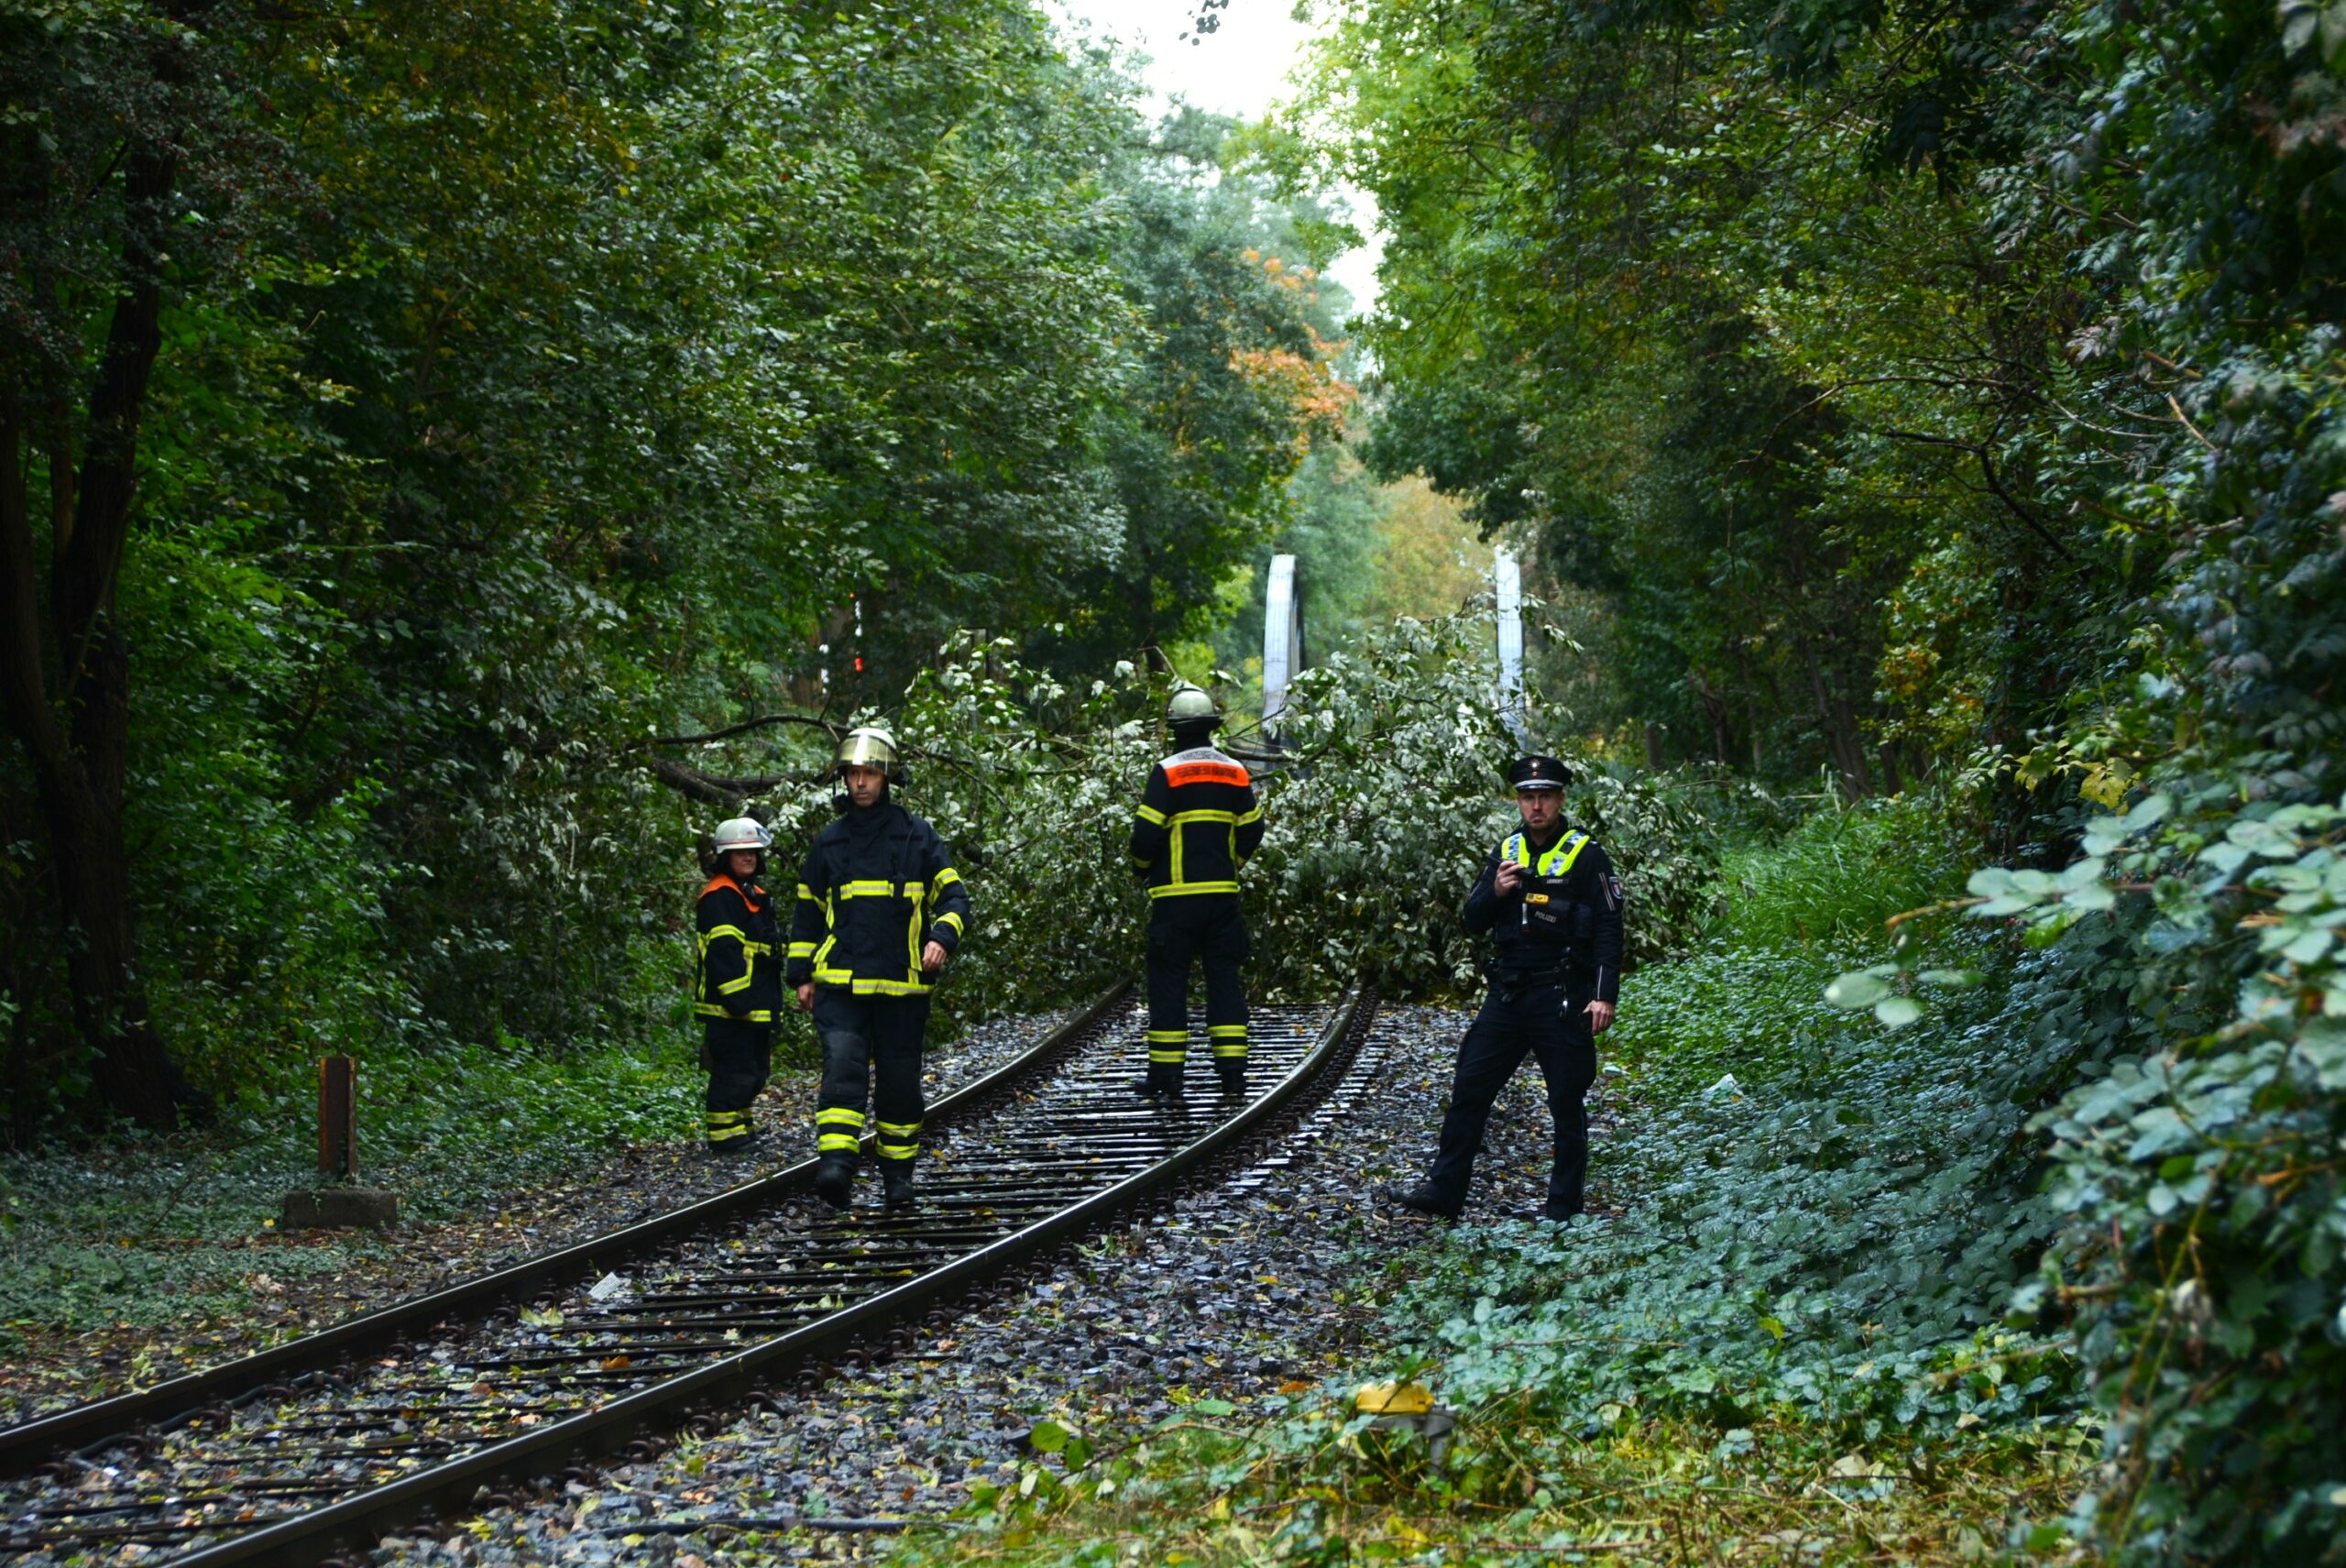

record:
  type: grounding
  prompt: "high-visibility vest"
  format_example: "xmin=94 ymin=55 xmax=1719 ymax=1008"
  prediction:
xmin=1502 ymin=828 xmax=1592 ymax=879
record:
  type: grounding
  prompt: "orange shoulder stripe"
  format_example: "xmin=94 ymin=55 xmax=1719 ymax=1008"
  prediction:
xmin=1164 ymin=761 xmax=1251 ymax=787
xmin=700 ymin=875 xmax=771 ymax=911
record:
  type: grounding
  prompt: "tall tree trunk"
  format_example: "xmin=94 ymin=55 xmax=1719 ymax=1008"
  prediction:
xmin=0 ymin=136 xmax=195 ymax=1128
xmin=1690 ymin=672 xmax=1733 ymax=766
xmin=1800 ymin=639 xmax=1873 ymax=800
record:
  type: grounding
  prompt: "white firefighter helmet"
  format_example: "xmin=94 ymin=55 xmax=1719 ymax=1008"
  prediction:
xmin=711 ymin=817 xmax=772 ymax=854
xmin=1166 ymin=685 xmax=1220 ymax=726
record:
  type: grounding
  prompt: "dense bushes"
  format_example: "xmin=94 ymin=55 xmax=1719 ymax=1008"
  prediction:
xmin=1709 ymin=795 xmax=1968 ymax=950
xmin=699 ymin=609 xmax=1727 ymax=1048
xmin=1947 ymin=793 xmax=2346 ymax=1562
xmin=1377 ymin=813 xmax=2105 ymax=1457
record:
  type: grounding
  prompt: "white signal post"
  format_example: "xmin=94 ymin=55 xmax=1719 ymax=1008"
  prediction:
xmin=1262 ymin=553 xmax=1302 ymax=739
xmin=1496 ymin=548 xmax=1528 ymax=744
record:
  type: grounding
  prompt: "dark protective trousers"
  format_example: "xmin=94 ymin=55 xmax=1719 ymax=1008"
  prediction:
xmin=703 ymin=1017 xmax=774 ymax=1148
xmin=1145 ymin=894 xmax=1250 ymax=1065
xmin=812 ymin=990 xmax=930 ymax=1167
xmin=1425 ymin=978 xmax=1598 ymax=1216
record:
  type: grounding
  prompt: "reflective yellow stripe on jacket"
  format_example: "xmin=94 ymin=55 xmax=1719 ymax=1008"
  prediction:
xmin=695 ymin=923 xmax=775 ymax=1021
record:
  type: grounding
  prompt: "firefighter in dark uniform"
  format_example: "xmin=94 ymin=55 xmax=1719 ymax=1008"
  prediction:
xmin=1129 ymin=685 xmax=1265 ymax=1097
xmin=785 ymin=727 xmax=970 ymax=1210
xmin=1382 ymin=754 xmax=1623 ymax=1221
xmin=695 ymin=817 xmax=784 ymax=1154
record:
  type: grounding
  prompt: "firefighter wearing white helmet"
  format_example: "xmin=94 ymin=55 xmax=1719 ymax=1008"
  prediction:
xmin=694 ymin=817 xmax=782 ymax=1154
xmin=1128 ymin=684 xmax=1263 ymax=1097
xmin=784 ymin=725 xmax=971 ymax=1210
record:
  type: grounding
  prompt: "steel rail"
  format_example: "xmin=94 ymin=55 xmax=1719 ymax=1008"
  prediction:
xmin=0 ymin=981 xmax=1133 ymax=1479
xmin=110 ymin=988 xmax=1369 ymax=1568
xmin=0 ymin=985 xmax=1370 ymax=1558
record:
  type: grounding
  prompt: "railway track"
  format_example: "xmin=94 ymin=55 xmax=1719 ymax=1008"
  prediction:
xmin=0 ymin=986 xmax=1372 ymax=1566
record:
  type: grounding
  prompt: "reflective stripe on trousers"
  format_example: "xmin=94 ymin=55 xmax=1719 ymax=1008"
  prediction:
xmin=811 ymin=990 xmax=930 ymax=1167
xmin=876 ymin=1118 xmax=922 ymax=1162
xmin=1145 ymin=893 xmax=1249 ymax=1064
xmin=816 ymin=1104 xmax=863 ymax=1155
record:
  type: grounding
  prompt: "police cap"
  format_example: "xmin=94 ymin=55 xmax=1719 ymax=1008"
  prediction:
xmin=1507 ymin=755 xmax=1572 ymax=791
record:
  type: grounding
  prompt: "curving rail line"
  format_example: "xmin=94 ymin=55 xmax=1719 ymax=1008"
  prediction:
xmin=0 ymin=985 xmax=1373 ymax=1567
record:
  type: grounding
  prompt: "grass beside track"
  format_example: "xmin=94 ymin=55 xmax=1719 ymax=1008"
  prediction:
xmin=891 ymin=808 xmax=2098 ymax=1567
xmin=0 ymin=1030 xmax=717 ymax=1417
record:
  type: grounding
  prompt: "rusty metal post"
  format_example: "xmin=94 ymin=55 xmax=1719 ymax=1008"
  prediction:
xmin=318 ymin=1055 xmax=356 ymax=1179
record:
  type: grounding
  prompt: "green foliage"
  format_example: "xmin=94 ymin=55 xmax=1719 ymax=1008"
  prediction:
xmin=915 ymin=1406 xmax=2090 ymax=1565
xmin=1404 ymin=938 xmax=2081 ymax=1445
xmin=1305 ymin=0 xmax=2346 ymax=1556
xmin=1211 ymin=435 xmax=1387 ymax=688
xmin=696 ymin=608 xmax=1723 ymax=1028
xmin=1288 ymin=0 xmax=2045 ymax=795
xmin=1 ymin=0 xmax=1351 ymax=1126
xmin=1038 ymin=105 xmax=1354 ymax=674
xmin=1711 ymin=794 xmax=1969 ymax=949
xmin=1908 ymin=790 xmax=2346 ymax=1561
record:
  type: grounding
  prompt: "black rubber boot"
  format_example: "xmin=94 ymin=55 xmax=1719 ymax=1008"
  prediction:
xmin=1216 ymin=1059 xmax=1245 ymax=1097
xmin=882 ymin=1161 xmax=915 ymax=1209
xmin=815 ymin=1152 xmax=856 ymax=1210
xmin=712 ymin=1126 xmax=764 ymax=1157
xmin=1376 ymin=1181 xmax=1464 ymax=1219
xmin=1136 ymin=1062 xmax=1184 ymax=1097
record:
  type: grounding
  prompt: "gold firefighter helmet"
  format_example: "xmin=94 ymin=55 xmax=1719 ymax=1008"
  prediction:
xmin=835 ymin=726 xmax=902 ymax=779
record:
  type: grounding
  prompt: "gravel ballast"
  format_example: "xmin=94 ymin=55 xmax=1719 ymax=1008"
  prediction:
xmin=415 ymin=1001 xmax=1618 ymax=1566
xmin=3 ymin=1000 xmax=1625 ymax=1567
xmin=0 ymin=1010 xmax=1073 ymax=1422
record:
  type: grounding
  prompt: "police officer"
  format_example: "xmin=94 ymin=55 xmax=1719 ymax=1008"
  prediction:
xmin=1382 ymin=754 xmax=1623 ymax=1221
xmin=1129 ymin=685 xmax=1265 ymax=1096
xmin=695 ymin=817 xmax=784 ymax=1154
xmin=785 ymin=728 xmax=970 ymax=1210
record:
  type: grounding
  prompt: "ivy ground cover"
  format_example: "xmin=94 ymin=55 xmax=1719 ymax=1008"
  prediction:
xmin=903 ymin=819 xmax=2105 ymax=1564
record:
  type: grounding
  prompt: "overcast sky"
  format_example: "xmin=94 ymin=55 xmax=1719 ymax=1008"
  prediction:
xmin=1045 ymin=0 xmax=1383 ymax=316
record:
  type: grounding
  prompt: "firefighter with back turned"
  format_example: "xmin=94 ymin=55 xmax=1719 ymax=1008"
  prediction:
xmin=784 ymin=727 xmax=970 ymax=1210
xmin=1382 ymin=753 xmax=1623 ymax=1222
xmin=1128 ymin=685 xmax=1265 ymax=1097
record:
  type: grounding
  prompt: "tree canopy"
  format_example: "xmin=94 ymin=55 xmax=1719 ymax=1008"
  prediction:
xmin=1289 ymin=0 xmax=2346 ymax=1555
xmin=0 ymin=0 xmax=1350 ymax=1128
